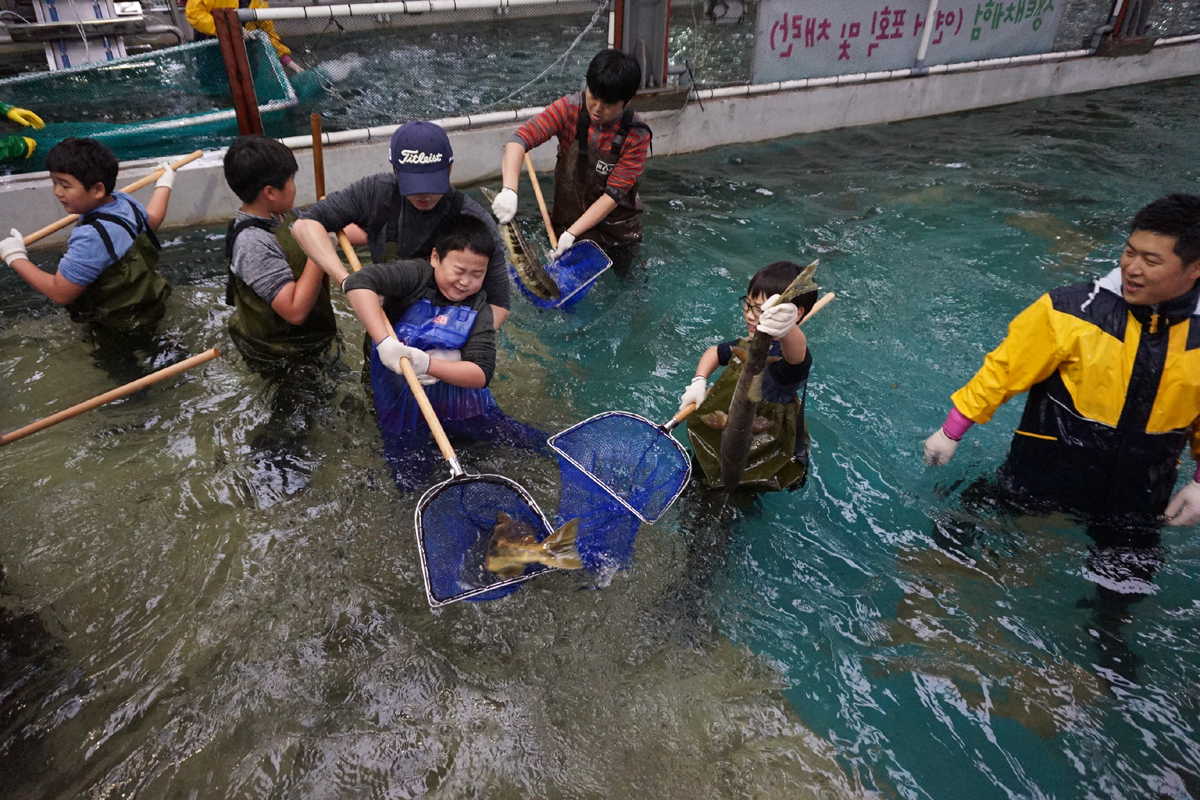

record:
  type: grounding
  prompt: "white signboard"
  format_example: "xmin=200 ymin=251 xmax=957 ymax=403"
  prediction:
xmin=752 ymin=1 xmax=1067 ymax=83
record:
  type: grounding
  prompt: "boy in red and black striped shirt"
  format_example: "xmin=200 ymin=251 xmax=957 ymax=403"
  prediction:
xmin=492 ymin=49 xmax=651 ymax=260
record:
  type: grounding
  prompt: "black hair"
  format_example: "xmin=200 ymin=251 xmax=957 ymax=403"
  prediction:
xmin=45 ymin=138 xmax=119 ymax=195
xmin=433 ymin=214 xmax=494 ymax=260
xmin=585 ymin=49 xmax=642 ymax=105
xmin=748 ymin=261 xmax=819 ymax=316
xmin=223 ymin=135 xmax=298 ymax=203
xmin=1131 ymin=194 xmax=1200 ymax=266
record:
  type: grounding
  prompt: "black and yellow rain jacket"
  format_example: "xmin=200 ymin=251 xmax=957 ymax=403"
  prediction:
xmin=951 ymin=269 xmax=1200 ymax=518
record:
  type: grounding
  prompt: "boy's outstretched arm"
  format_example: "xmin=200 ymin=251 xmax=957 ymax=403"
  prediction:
xmin=492 ymin=142 xmax=526 ymax=224
xmin=144 ymin=163 xmax=176 ymax=231
xmin=679 ymin=345 xmax=720 ymax=411
xmin=270 ymin=258 xmax=325 ymax=326
xmin=2 ymin=230 xmax=86 ymax=304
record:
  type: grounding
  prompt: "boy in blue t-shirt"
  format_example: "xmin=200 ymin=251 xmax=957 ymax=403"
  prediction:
xmin=0 ymin=138 xmax=175 ymax=330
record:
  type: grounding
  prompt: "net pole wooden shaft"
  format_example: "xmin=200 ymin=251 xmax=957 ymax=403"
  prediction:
xmin=23 ymin=150 xmax=204 ymax=246
xmin=524 ymin=153 xmax=558 ymax=249
xmin=1 ymin=348 xmax=221 ymax=447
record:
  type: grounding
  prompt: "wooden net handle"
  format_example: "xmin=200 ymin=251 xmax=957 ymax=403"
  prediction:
xmin=1 ymin=348 xmax=221 ymax=446
xmin=800 ymin=292 xmax=836 ymax=325
xmin=398 ymin=357 xmax=457 ymax=464
xmin=524 ymin=153 xmax=557 ymax=249
xmin=24 ymin=150 xmax=204 ymax=246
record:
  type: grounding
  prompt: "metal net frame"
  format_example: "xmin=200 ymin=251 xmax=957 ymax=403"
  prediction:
xmin=415 ymin=471 xmax=558 ymax=608
xmin=508 ymin=239 xmax=612 ymax=311
xmin=550 ymin=410 xmax=693 ymax=525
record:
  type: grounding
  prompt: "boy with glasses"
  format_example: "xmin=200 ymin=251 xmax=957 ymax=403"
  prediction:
xmin=678 ymin=261 xmax=817 ymax=492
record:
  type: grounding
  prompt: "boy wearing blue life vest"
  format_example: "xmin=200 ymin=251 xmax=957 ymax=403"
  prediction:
xmin=343 ymin=214 xmax=542 ymax=488
xmin=222 ymin=135 xmax=338 ymax=371
xmin=1 ymin=137 xmax=175 ymax=330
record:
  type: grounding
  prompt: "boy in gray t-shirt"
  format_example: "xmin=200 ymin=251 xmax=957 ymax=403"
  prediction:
xmin=223 ymin=136 xmax=337 ymax=370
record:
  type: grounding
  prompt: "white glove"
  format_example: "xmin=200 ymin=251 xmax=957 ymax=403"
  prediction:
xmin=491 ymin=187 xmax=518 ymax=224
xmin=1165 ymin=481 xmax=1200 ymax=526
xmin=1 ymin=228 xmax=27 ymax=266
xmin=923 ymin=428 xmax=959 ymax=466
xmin=679 ymin=376 xmax=708 ymax=411
xmin=154 ymin=161 xmax=176 ymax=190
xmin=376 ymin=337 xmax=430 ymax=377
xmin=548 ymin=230 xmax=576 ymax=261
xmin=755 ymin=295 xmax=799 ymax=338
xmin=418 ymin=348 xmax=461 ymax=385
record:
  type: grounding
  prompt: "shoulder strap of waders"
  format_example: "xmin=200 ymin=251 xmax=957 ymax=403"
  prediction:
xmin=612 ymin=106 xmax=653 ymax=158
xmin=411 ymin=190 xmax=466 ymax=259
xmin=80 ymin=195 xmax=158 ymax=269
xmin=575 ymin=95 xmax=591 ymax=186
xmin=223 ymin=215 xmax=277 ymax=306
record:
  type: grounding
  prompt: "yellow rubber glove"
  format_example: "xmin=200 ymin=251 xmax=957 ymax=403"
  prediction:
xmin=22 ymin=136 xmax=36 ymax=158
xmin=6 ymin=106 xmax=45 ymax=130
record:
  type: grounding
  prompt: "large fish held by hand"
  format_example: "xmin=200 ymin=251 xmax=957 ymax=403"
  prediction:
xmin=719 ymin=259 xmax=820 ymax=491
xmin=481 ymin=187 xmax=561 ymax=302
xmin=486 ymin=512 xmax=582 ymax=578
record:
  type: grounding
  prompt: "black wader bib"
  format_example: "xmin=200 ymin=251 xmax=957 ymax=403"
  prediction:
xmin=686 ymin=340 xmax=809 ymax=492
xmin=65 ymin=197 xmax=171 ymax=330
xmin=550 ymin=95 xmax=650 ymax=249
xmin=225 ymin=210 xmax=338 ymax=367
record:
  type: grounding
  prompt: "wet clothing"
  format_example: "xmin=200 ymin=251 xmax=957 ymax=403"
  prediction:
xmin=61 ymin=192 xmax=170 ymax=330
xmin=511 ymin=92 xmax=652 ymax=249
xmin=950 ymin=268 xmax=1200 ymax=520
xmin=224 ymin=209 xmax=338 ymax=367
xmin=342 ymin=258 xmax=496 ymax=382
xmin=687 ymin=338 xmax=813 ymax=492
xmin=298 ymin=176 xmax=510 ymax=313
xmin=186 ymin=0 xmax=291 ymax=58
xmin=345 ymin=261 xmax=546 ymax=491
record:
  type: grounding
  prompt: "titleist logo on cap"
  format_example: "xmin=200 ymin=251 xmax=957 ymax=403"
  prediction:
xmin=396 ymin=149 xmax=444 ymax=165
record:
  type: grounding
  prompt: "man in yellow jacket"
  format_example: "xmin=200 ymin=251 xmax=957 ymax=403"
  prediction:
xmin=924 ymin=194 xmax=1200 ymax=530
xmin=185 ymin=0 xmax=300 ymax=73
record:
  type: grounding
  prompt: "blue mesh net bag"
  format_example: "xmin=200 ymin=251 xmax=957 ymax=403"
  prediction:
xmin=509 ymin=241 xmax=612 ymax=312
xmin=416 ymin=472 xmax=556 ymax=608
xmin=549 ymin=412 xmax=693 ymax=572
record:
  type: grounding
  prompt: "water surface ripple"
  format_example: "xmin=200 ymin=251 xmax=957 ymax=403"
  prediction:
xmin=2 ymin=78 xmax=1200 ymax=799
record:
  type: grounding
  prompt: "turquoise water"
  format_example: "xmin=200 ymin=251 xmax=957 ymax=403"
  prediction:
xmin=3 ymin=77 xmax=1200 ymax=798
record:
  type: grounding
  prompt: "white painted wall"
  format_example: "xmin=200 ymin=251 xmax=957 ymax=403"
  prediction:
xmin=3 ymin=41 xmax=1198 ymax=251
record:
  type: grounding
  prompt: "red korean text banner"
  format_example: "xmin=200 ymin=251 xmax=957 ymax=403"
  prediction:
xmin=752 ymin=0 xmax=1067 ymax=82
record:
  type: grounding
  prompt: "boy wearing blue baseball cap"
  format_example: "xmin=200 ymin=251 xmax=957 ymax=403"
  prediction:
xmin=292 ymin=120 xmax=511 ymax=328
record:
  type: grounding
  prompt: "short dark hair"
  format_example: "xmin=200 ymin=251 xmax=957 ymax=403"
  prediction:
xmin=586 ymin=49 xmax=641 ymax=105
xmin=433 ymin=214 xmax=494 ymax=260
xmin=748 ymin=261 xmax=818 ymax=316
xmin=223 ymin=135 xmax=298 ymax=203
xmin=45 ymin=138 xmax=118 ymax=195
xmin=1131 ymin=194 xmax=1200 ymax=266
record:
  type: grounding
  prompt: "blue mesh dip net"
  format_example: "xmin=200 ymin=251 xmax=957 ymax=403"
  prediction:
xmin=508 ymin=241 xmax=612 ymax=311
xmin=416 ymin=473 xmax=556 ymax=608
xmin=549 ymin=411 xmax=693 ymax=572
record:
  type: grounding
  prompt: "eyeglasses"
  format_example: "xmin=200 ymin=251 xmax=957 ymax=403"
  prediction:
xmin=738 ymin=296 xmax=763 ymax=316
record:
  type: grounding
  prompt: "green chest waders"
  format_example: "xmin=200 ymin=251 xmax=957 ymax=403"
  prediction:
xmin=686 ymin=342 xmax=809 ymax=492
xmin=225 ymin=211 xmax=338 ymax=368
xmin=65 ymin=199 xmax=171 ymax=330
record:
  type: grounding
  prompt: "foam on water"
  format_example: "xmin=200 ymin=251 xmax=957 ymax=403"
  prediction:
xmin=2 ymin=77 xmax=1200 ymax=798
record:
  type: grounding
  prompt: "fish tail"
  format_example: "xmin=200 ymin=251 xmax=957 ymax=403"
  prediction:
xmin=539 ymin=518 xmax=583 ymax=570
